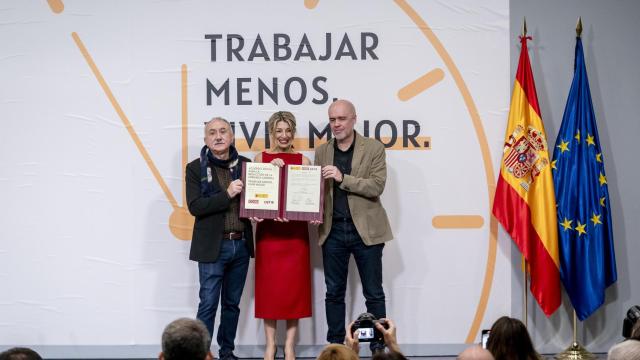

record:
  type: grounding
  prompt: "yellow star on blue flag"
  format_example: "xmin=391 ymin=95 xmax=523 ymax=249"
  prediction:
xmin=557 ymin=140 xmax=570 ymax=153
xmin=560 ymin=217 xmax=573 ymax=231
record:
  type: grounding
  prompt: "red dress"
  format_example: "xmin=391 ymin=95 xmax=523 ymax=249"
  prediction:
xmin=254 ymin=152 xmax=312 ymax=319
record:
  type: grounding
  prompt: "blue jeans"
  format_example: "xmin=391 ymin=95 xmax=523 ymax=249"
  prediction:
xmin=196 ymin=239 xmax=250 ymax=357
xmin=322 ymin=219 xmax=385 ymax=348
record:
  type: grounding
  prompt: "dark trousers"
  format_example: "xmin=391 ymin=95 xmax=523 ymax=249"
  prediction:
xmin=196 ymin=239 xmax=250 ymax=357
xmin=322 ymin=219 xmax=386 ymax=347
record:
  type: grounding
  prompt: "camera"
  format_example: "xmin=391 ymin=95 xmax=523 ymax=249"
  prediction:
xmin=481 ymin=329 xmax=491 ymax=349
xmin=622 ymin=305 xmax=640 ymax=338
xmin=350 ymin=313 xmax=388 ymax=343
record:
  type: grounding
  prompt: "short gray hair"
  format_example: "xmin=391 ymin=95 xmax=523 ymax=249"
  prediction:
xmin=161 ymin=318 xmax=210 ymax=360
xmin=204 ymin=117 xmax=232 ymax=134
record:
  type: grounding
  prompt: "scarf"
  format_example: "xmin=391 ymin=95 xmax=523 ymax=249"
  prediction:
xmin=199 ymin=145 xmax=241 ymax=197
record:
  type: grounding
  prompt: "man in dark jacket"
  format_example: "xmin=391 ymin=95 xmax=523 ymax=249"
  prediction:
xmin=186 ymin=117 xmax=254 ymax=360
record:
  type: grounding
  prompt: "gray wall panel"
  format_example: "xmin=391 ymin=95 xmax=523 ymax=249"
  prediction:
xmin=509 ymin=0 xmax=640 ymax=354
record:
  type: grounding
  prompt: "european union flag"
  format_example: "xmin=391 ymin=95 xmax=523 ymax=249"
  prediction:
xmin=551 ymin=37 xmax=617 ymax=321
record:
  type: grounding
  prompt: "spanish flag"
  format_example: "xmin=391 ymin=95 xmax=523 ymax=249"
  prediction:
xmin=492 ymin=36 xmax=561 ymax=316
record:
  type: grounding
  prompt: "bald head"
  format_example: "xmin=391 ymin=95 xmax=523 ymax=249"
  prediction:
xmin=457 ymin=345 xmax=494 ymax=360
xmin=328 ymin=99 xmax=356 ymax=117
xmin=328 ymin=99 xmax=357 ymax=145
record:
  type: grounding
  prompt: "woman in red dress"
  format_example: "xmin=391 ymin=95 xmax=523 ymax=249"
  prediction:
xmin=252 ymin=111 xmax=312 ymax=360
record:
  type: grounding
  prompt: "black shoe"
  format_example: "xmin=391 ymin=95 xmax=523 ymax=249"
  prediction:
xmin=220 ymin=353 xmax=240 ymax=360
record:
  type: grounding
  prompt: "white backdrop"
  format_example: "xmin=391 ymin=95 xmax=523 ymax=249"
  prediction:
xmin=0 ymin=0 xmax=511 ymax=350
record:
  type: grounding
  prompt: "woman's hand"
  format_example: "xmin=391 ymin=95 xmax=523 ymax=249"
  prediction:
xmin=270 ymin=158 xmax=285 ymax=167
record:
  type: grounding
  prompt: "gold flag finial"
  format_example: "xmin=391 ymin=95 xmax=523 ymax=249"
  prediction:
xmin=576 ymin=17 xmax=583 ymax=38
xmin=522 ymin=17 xmax=528 ymax=37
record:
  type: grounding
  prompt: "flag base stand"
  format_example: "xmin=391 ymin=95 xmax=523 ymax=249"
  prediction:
xmin=555 ymin=342 xmax=597 ymax=360
xmin=555 ymin=311 xmax=596 ymax=360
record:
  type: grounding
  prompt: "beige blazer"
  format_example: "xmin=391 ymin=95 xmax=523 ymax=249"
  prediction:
xmin=314 ymin=132 xmax=393 ymax=246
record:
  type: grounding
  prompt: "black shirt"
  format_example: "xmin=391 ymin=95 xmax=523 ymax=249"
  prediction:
xmin=332 ymin=135 xmax=356 ymax=220
xmin=213 ymin=165 xmax=245 ymax=234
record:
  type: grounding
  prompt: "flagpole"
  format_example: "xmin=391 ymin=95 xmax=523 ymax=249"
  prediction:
xmin=573 ymin=310 xmax=578 ymax=345
xmin=523 ymin=255 xmax=528 ymax=328
xmin=520 ymin=17 xmax=529 ymax=330
xmin=555 ymin=18 xmax=597 ymax=360
xmin=555 ymin=311 xmax=596 ymax=360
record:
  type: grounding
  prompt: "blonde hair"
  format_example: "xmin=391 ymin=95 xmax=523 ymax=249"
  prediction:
xmin=316 ymin=344 xmax=359 ymax=360
xmin=267 ymin=111 xmax=297 ymax=152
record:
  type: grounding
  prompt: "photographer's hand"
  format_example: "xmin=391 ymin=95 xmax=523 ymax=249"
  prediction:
xmin=376 ymin=318 xmax=401 ymax=353
xmin=345 ymin=321 xmax=360 ymax=354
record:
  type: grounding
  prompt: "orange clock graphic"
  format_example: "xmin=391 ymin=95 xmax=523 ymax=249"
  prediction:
xmin=48 ymin=0 xmax=499 ymax=344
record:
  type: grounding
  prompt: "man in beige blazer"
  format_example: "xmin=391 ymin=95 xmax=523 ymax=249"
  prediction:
xmin=314 ymin=99 xmax=393 ymax=351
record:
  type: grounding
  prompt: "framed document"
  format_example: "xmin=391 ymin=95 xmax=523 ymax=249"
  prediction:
xmin=240 ymin=162 xmax=324 ymax=222
xmin=239 ymin=162 xmax=281 ymax=219
xmin=283 ymin=165 xmax=324 ymax=221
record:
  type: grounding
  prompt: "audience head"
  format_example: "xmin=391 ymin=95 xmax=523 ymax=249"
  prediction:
xmin=486 ymin=316 xmax=539 ymax=360
xmin=457 ymin=345 xmax=495 ymax=360
xmin=632 ymin=320 xmax=640 ymax=340
xmin=607 ymin=339 xmax=640 ymax=360
xmin=372 ymin=350 xmax=408 ymax=360
xmin=316 ymin=344 xmax=359 ymax=360
xmin=159 ymin=318 xmax=212 ymax=360
xmin=0 ymin=347 xmax=42 ymax=360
